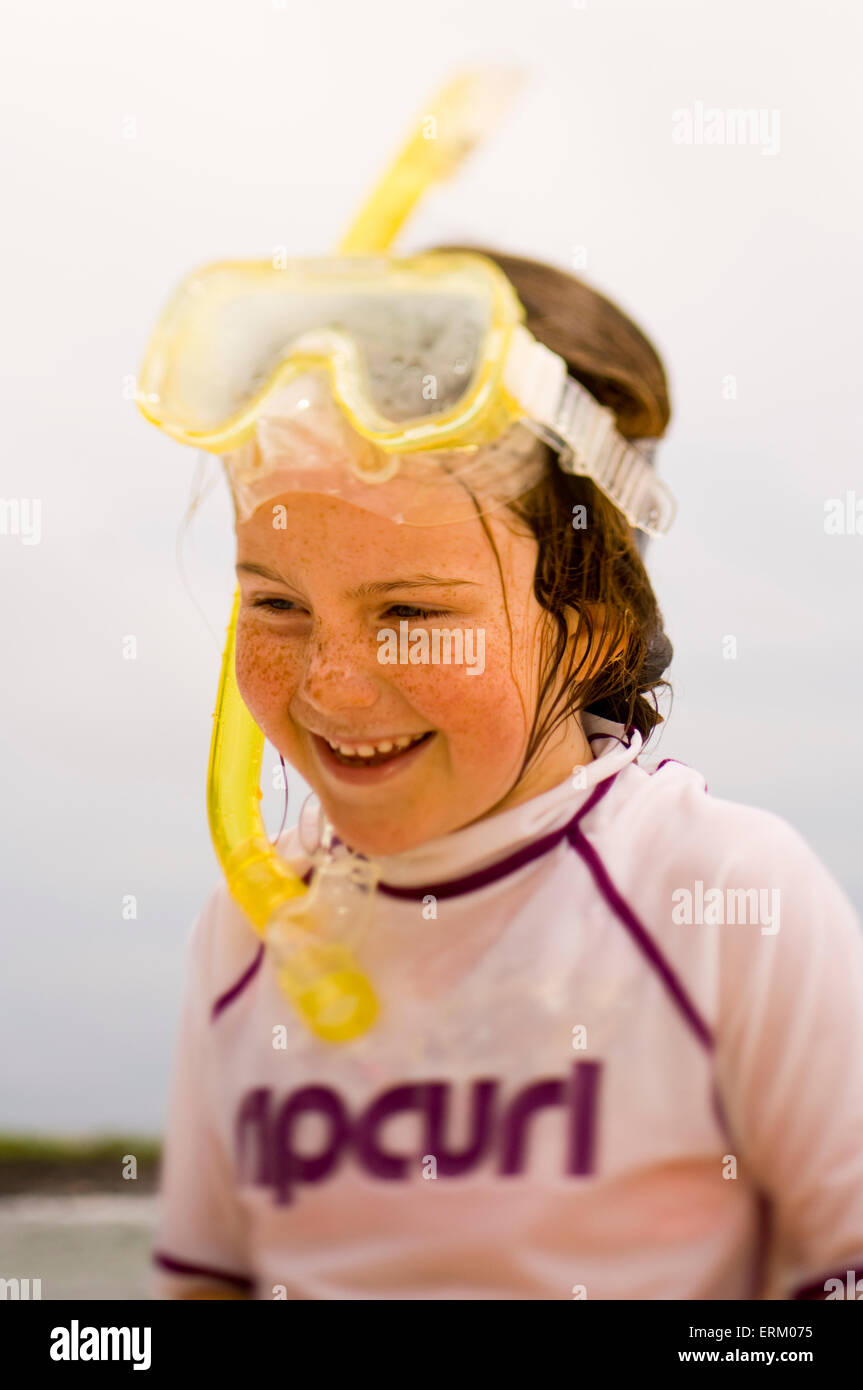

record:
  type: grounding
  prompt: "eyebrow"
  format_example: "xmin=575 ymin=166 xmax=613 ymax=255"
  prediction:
xmin=347 ymin=576 xmax=479 ymax=598
xmin=236 ymin=563 xmax=478 ymax=596
xmin=236 ymin=562 xmax=290 ymax=582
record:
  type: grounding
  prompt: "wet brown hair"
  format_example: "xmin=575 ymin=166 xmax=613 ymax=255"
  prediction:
xmin=428 ymin=244 xmax=674 ymax=767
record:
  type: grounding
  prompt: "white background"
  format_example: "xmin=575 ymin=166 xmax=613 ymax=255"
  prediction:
xmin=1 ymin=0 xmax=860 ymax=1131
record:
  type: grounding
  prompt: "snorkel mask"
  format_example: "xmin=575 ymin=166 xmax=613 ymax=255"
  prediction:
xmin=136 ymin=68 xmax=676 ymax=1044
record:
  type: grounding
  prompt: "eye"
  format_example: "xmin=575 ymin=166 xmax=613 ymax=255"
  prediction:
xmin=253 ymin=597 xmax=301 ymax=613
xmin=385 ymin=604 xmax=447 ymax=620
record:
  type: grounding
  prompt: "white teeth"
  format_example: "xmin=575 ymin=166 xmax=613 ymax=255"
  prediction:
xmin=324 ymin=733 xmax=427 ymax=758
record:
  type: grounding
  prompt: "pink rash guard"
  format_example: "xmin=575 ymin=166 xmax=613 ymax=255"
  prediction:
xmin=152 ymin=714 xmax=863 ymax=1301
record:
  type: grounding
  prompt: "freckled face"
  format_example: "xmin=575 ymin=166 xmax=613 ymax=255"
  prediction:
xmin=234 ymin=492 xmax=550 ymax=855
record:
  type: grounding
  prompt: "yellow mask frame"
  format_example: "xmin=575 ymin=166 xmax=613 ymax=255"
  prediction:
xmin=135 ymin=250 xmax=526 ymax=456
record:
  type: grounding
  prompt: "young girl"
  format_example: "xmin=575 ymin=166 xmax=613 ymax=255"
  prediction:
xmin=150 ymin=245 xmax=863 ymax=1302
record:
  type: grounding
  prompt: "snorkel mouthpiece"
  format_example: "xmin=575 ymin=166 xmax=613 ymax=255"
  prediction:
xmin=267 ymin=927 xmax=380 ymax=1044
xmin=277 ymin=958 xmax=379 ymax=1045
xmin=266 ymin=854 xmax=380 ymax=1043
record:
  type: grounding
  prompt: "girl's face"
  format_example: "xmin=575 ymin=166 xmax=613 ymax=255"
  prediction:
xmin=235 ymin=490 xmax=589 ymax=856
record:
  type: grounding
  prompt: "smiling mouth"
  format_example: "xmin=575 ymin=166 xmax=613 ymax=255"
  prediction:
xmin=316 ymin=731 xmax=434 ymax=768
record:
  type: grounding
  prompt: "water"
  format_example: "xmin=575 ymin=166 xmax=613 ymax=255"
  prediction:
xmin=0 ymin=1194 xmax=158 ymax=1300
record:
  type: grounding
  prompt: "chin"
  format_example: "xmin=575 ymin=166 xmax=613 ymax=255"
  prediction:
xmin=324 ymin=810 xmax=438 ymax=859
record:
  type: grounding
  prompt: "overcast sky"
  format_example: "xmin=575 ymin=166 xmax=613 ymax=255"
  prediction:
xmin=2 ymin=0 xmax=861 ymax=1133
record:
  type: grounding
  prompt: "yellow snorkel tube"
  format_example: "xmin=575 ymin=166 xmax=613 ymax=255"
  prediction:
xmin=198 ymin=67 xmax=525 ymax=1043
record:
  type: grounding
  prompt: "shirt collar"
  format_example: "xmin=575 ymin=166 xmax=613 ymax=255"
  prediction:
xmin=370 ymin=713 xmax=641 ymax=891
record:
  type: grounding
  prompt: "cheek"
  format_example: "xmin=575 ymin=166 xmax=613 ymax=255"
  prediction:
xmin=384 ymin=620 xmax=534 ymax=763
xmin=235 ymin=622 xmax=301 ymax=724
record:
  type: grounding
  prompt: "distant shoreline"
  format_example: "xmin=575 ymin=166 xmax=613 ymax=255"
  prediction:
xmin=0 ymin=1135 xmax=161 ymax=1196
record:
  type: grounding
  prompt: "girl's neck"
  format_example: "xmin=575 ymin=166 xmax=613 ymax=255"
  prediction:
xmin=479 ymin=713 xmax=595 ymax=822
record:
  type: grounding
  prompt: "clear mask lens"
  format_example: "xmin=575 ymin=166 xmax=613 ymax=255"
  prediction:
xmin=221 ymin=369 xmax=549 ymax=527
xmin=154 ymin=263 xmax=495 ymax=435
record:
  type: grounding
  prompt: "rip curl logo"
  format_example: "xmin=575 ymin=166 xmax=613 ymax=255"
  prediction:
xmin=377 ymin=619 xmax=485 ymax=674
xmin=235 ymin=1061 xmax=601 ymax=1205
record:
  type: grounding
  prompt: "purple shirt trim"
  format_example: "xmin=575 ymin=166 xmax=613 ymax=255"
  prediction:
xmin=567 ymin=826 xmax=714 ymax=1051
xmin=587 ymin=731 xmax=631 ymax=749
xmin=651 ymin=757 xmax=708 ymax=793
xmin=376 ymin=774 xmax=620 ymax=902
xmin=153 ymin=1249 xmax=254 ymax=1293
xmin=211 ymin=943 xmax=265 ymax=1022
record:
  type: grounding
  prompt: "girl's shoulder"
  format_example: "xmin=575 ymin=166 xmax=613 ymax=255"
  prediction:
xmin=607 ymin=753 xmax=860 ymax=948
xmin=599 ymin=758 xmax=862 ymax=1047
xmin=184 ymin=827 xmax=310 ymax=1001
xmin=618 ymin=752 xmax=831 ymax=879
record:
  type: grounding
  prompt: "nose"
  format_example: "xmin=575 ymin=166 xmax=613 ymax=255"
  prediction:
xmin=296 ymin=625 xmax=381 ymax=717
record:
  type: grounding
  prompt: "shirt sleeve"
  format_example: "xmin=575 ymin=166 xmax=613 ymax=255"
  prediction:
xmin=151 ymin=888 xmax=254 ymax=1299
xmin=714 ymin=812 xmax=863 ymax=1299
